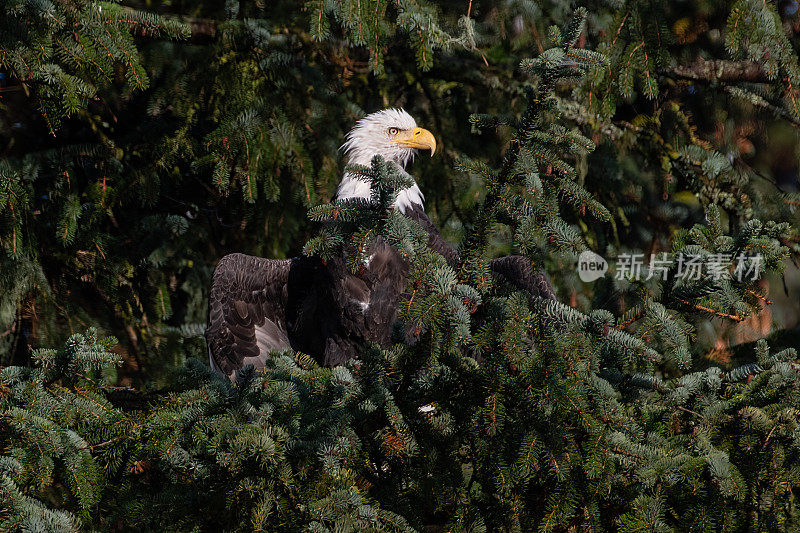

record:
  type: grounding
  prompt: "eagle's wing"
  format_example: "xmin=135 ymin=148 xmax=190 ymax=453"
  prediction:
xmin=206 ymin=253 xmax=294 ymax=378
xmin=404 ymin=203 xmax=459 ymax=264
xmin=404 ymin=203 xmax=556 ymax=301
xmin=489 ymin=255 xmax=557 ymax=301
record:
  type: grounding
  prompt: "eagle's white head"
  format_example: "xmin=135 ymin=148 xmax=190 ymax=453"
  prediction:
xmin=336 ymin=108 xmax=436 ymax=213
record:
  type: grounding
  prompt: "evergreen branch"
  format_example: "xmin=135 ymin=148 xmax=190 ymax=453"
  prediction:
xmin=666 ymin=58 xmax=770 ymax=83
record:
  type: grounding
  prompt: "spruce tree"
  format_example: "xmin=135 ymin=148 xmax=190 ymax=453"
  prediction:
xmin=3 ymin=2 xmax=800 ymax=532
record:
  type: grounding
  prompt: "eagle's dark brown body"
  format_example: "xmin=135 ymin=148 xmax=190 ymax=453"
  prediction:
xmin=206 ymin=206 xmax=555 ymax=377
xmin=206 ymin=243 xmax=406 ymax=377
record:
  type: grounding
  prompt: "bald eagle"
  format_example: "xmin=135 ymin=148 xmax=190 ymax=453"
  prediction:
xmin=206 ymin=109 xmax=554 ymax=378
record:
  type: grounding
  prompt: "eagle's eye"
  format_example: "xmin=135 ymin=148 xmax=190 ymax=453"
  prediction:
xmin=387 ymin=127 xmax=400 ymax=136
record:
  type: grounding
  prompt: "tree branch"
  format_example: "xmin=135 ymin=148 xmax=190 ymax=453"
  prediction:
xmin=666 ymin=58 xmax=771 ymax=84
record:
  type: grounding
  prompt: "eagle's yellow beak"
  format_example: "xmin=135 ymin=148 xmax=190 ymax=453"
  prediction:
xmin=393 ymin=127 xmax=437 ymax=155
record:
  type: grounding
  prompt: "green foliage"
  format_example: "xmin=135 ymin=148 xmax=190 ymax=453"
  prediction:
xmin=3 ymin=1 xmax=800 ymax=531
xmin=1 ymin=0 xmax=188 ymax=130
xmin=308 ymin=0 xmax=479 ymax=74
xmin=1 ymin=329 xmax=119 ymax=531
xmin=4 ymin=314 xmax=800 ymax=529
xmin=727 ymin=0 xmax=800 ymax=116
